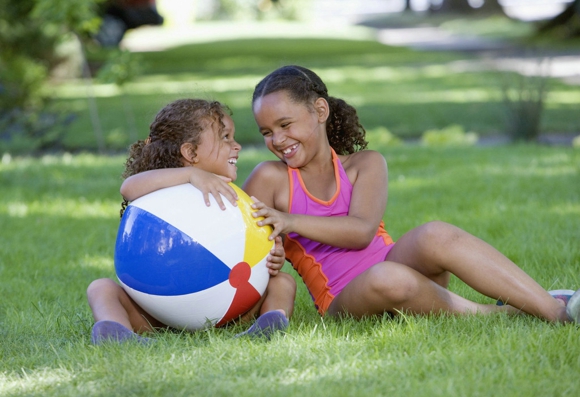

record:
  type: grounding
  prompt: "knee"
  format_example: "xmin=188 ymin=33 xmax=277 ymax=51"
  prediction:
xmin=269 ymin=272 xmax=296 ymax=294
xmin=86 ymin=278 xmax=120 ymax=301
xmin=414 ymin=221 xmax=463 ymax=250
xmin=365 ymin=263 xmax=420 ymax=305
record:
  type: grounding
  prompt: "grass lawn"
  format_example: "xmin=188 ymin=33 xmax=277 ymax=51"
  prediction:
xmin=47 ymin=20 xmax=580 ymax=152
xmin=1 ymin=144 xmax=579 ymax=396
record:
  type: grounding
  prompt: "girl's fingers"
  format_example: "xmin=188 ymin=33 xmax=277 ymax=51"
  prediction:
xmin=252 ymin=208 xmax=270 ymax=219
xmin=268 ymin=227 xmax=281 ymax=241
xmin=203 ymin=193 xmax=211 ymax=207
xmin=220 ymin=182 xmax=238 ymax=206
xmin=223 ymin=189 xmax=238 ymax=207
xmin=213 ymin=193 xmax=226 ymax=211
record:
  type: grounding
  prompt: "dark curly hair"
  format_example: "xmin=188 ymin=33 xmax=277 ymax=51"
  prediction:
xmin=120 ymin=98 xmax=231 ymax=217
xmin=252 ymin=65 xmax=367 ymax=155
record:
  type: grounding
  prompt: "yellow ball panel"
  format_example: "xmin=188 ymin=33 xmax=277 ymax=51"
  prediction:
xmin=229 ymin=183 xmax=274 ymax=267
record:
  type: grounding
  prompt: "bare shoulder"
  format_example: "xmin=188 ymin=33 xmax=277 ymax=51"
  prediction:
xmin=242 ymin=160 xmax=289 ymax=208
xmin=245 ymin=160 xmax=287 ymax=183
xmin=339 ymin=150 xmax=387 ymax=172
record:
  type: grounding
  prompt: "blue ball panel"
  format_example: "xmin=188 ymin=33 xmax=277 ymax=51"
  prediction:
xmin=115 ymin=206 xmax=231 ymax=296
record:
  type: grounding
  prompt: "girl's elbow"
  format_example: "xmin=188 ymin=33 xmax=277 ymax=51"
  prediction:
xmin=350 ymin=231 xmax=376 ymax=250
xmin=119 ymin=184 xmax=136 ymax=202
xmin=119 ymin=185 xmax=130 ymax=201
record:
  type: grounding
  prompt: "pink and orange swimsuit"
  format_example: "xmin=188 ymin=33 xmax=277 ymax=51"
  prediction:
xmin=283 ymin=150 xmax=395 ymax=315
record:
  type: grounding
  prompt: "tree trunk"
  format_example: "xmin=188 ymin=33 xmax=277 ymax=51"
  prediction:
xmin=429 ymin=0 xmax=473 ymax=14
xmin=478 ymin=0 xmax=506 ymax=16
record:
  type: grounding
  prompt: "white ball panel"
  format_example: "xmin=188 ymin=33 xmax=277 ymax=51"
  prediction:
xmin=130 ymin=184 xmax=245 ymax=268
xmin=120 ymin=279 xmax=235 ymax=330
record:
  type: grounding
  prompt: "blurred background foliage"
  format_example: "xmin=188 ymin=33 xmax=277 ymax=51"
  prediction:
xmin=1 ymin=0 xmax=579 ymax=154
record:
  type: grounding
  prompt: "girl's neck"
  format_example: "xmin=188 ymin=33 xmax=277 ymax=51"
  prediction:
xmin=300 ymin=146 xmax=333 ymax=174
xmin=298 ymin=147 xmax=337 ymax=201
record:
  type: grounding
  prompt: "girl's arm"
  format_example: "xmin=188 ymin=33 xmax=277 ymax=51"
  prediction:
xmin=120 ymin=167 xmax=238 ymax=210
xmin=246 ymin=151 xmax=388 ymax=250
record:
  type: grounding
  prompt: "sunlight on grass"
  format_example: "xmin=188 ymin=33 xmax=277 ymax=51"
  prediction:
xmin=0 ymin=369 xmax=74 ymax=395
xmin=54 ymin=63 xmax=499 ymax=101
xmin=314 ymin=65 xmax=452 ymax=85
xmin=53 ymin=75 xmax=261 ymax=98
xmin=390 ymin=89 xmax=495 ymax=103
xmin=1 ymin=153 xmax=122 ymax=169
xmin=547 ymin=91 xmax=580 ymax=104
xmin=6 ymin=202 xmax=28 ymax=217
xmin=482 ymin=162 xmax=577 ymax=177
xmin=548 ymin=202 xmax=580 ymax=216
xmin=1 ymin=200 xmax=117 ymax=219
xmin=390 ymin=176 xmax=439 ymax=191
xmin=81 ymin=255 xmax=114 ymax=271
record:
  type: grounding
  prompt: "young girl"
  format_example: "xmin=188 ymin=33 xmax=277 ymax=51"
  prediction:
xmin=87 ymin=98 xmax=296 ymax=344
xmin=242 ymin=65 xmax=580 ymax=324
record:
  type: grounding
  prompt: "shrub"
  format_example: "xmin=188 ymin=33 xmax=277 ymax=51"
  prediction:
xmin=421 ymin=124 xmax=478 ymax=147
xmin=366 ymin=126 xmax=403 ymax=149
xmin=499 ymin=57 xmax=551 ymax=142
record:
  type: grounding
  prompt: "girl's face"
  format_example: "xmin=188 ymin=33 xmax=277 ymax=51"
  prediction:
xmin=194 ymin=114 xmax=241 ymax=181
xmin=253 ymin=90 xmax=328 ymax=168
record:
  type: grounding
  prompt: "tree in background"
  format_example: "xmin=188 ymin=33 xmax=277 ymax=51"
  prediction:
xmin=538 ymin=0 xmax=580 ymax=38
xmin=0 ymin=0 xmax=103 ymax=152
xmin=0 ymin=0 xmax=161 ymax=153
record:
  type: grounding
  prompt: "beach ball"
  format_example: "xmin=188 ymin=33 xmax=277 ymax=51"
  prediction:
xmin=114 ymin=183 xmax=273 ymax=331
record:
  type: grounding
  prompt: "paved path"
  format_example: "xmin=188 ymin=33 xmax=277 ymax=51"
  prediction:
xmin=373 ymin=25 xmax=580 ymax=85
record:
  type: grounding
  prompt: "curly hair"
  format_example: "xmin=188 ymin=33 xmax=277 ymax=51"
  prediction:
xmin=252 ymin=65 xmax=367 ymax=155
xmin=119 ymin=98 xmax=231 ymax=217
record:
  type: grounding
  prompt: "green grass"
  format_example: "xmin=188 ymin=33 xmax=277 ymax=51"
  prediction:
xmin=1 ymin=145 xmax=579 ymax=396
xmin=46 ymin=22 xmax=580 ymax=152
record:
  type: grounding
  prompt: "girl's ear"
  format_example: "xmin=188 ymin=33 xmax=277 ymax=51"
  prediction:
xmin=180 ymin=143 xmax=197 ymax=165
xmin=314 ymin=97 xmax=330 ymax=123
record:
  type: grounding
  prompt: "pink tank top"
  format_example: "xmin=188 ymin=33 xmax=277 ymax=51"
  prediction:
xmin=284 ymin=149 xmax=394 ymax=315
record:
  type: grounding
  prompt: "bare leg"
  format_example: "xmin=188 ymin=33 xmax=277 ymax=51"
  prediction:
xmin=259 ymin=272 xmax=296 ymax=318
xmin=237 ymin=272 xmax=296 ymax=322
xmin=327 ymin=261 xmax=512 ymax=318
xmin=87 ymin=278 xmax=163 ymax=334
xmin=235 ymin=272 xmax=296 ymax=339
xmin=384 ymin=221 xmax=568 ymax=322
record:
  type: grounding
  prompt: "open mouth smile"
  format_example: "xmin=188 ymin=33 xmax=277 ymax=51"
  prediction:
xmin=282 ymin=144 xmax=298 ymax=155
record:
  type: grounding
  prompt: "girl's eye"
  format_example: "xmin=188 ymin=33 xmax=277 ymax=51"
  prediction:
xmin=281 ymin=123 xmax=290 ymax=128
xmin=261 ymin=131 xmax=272 ymax=137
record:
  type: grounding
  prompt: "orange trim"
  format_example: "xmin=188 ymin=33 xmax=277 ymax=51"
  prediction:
xmin=284 ymin=236 xmax=334 ymax=315
xmin=287 ymin=166 xmax=295 ymax=212
xmin=377 ymin=220 xmax=394 ymax=245
xmin=289 ymin=149 xmax=340 ymax=206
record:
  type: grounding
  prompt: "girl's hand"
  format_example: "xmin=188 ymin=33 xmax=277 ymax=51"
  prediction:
xmin=250 ymin=197 xmax=291 ymax=241
xmin=265 ymin=236 xmax=285 ymax=276
xmin=189 ymin=169 xmax=238 ymax=210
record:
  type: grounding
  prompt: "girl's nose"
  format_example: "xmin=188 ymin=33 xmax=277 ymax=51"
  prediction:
xmin=272 ymin=131 xmax=286 ymax=147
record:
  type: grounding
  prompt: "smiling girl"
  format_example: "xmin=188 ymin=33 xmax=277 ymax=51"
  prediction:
xmin=87 ymin=99 xmax=296 ymax=344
